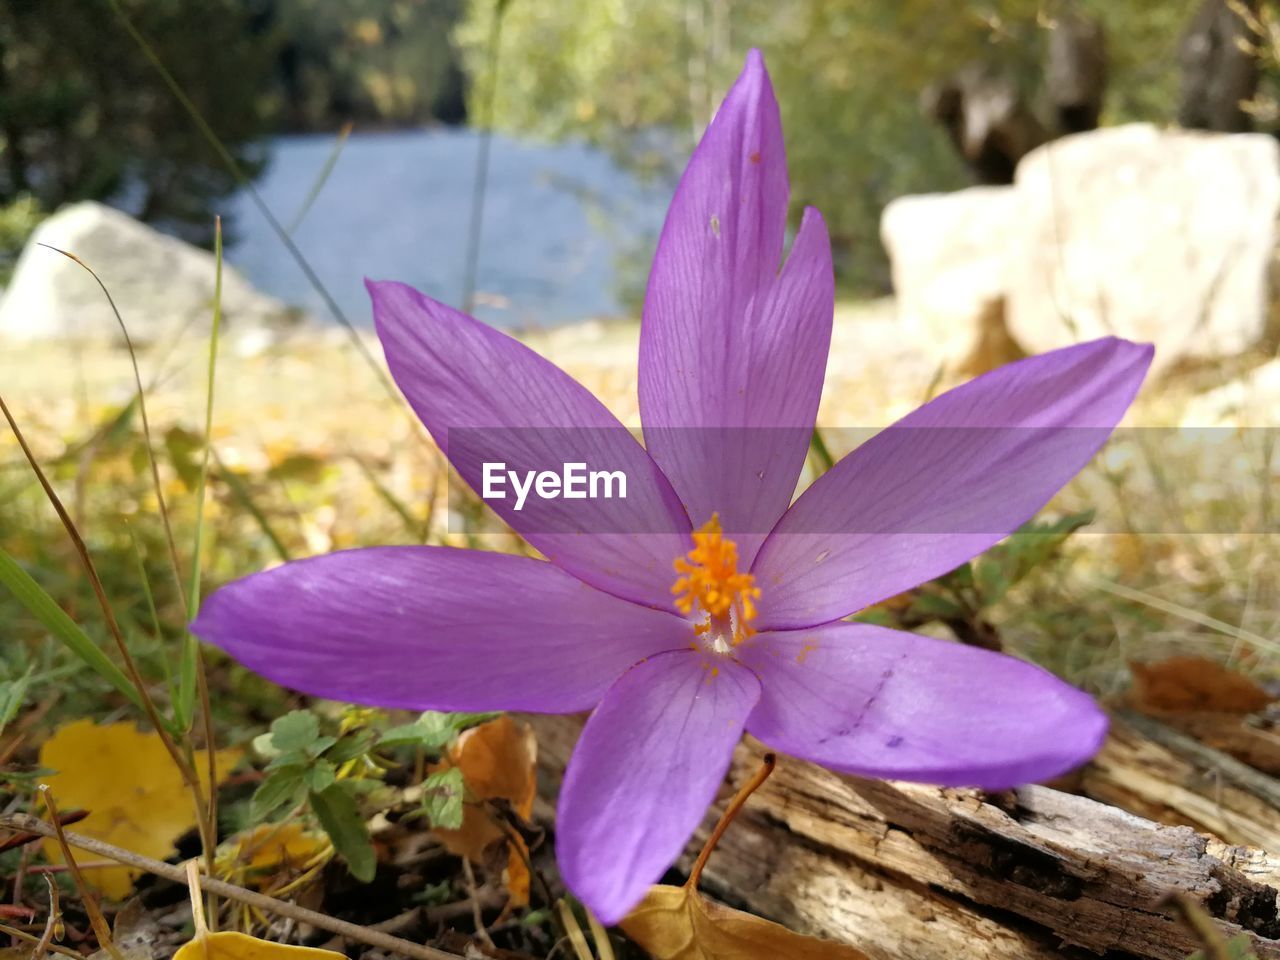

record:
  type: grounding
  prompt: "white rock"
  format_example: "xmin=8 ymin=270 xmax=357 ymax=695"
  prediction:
xmin=1007 ymin=124 xmax=1280 ymax=370
xmin=881 ymin=186 xmax=1018 ymax=367
xmin=0 ymin=201 xmax=299 ymax=343
xmin=1180 ymin=358 xmax=1280 ymax=427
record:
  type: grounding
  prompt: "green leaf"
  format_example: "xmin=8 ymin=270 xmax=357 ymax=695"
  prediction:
xmin=308 ymin=735 xmax=338 ymax=757
xmin=421 ymin=767 xmax=465 ymax=830
xmin=303 ymin=760 xmax=338 ymax=793
xmin=310 ymin=783 xmax=376 ymax=882
xmin=252 ymin=731 xmax=279 ymax=760
xmin=325 ymin=731 xmax=376 ymax=764
xmin=265 ymin=749 xmax=310 ymax=772
xmin=909 ymin=592 xmax=964 ymax=620
xmin=251 ymin=767 xmax=306 ymax=819
xmin=0 ymin=666 xmax=34 ymax=736
xmin=0 ymin=548 xmax=144 ymax=713
xmin=270 ymin=710 xmax=321 ymax=753
xmin=974 ymin=560 xmax=1011 ymax=605
xmin=381 ymin=711 xmax=498 ymax=749
xmin=941 ymin=562 xmax=974 ymax=589
xmin=852 ymin=607 xmax=897 ymax=627
xmin=978 ymin=510 xmax=1095 ymax=604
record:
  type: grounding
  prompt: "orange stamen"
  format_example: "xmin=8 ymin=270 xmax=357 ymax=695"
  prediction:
xmin=672 ymin=514 xmax=761 ymax=647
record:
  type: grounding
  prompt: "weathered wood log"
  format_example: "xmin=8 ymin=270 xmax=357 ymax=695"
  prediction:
xmin=1136 ymin=710 xmax=1280 ymax=777
xmin=1084 ymin=711 xmax=1280 ymax=852
xmin=528 ymin=713 xmax=1280 ymax=960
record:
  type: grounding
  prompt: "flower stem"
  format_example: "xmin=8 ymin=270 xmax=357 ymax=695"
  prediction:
xmin=686 ymin=752 xmax=776 ymax=889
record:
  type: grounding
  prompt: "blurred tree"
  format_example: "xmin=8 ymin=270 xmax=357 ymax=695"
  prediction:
xmin=1178 ymin=0 xmax=1260 ymax=131
xmin=0 ymin=194 xmax=42 ymax=283
xmin=457 ymin=0 xmax=1197 ymax=291
xmin=0 ymin=0 xmax=276 ymax=245
xmin=1048 ymin=5 xmax=1108 ymax=133
xmin=263 ymin=0 xmax=467 ymax=131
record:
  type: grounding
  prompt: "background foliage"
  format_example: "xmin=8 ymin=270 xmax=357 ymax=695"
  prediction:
xmin=0 ymin=0 xmax=467 ymax=246
xmin=457 ymin=0 xmax=1201 ymax=288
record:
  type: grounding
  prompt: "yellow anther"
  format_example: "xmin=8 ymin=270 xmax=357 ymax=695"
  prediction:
xmin=671 ymin=514 xmax=761 ymax=647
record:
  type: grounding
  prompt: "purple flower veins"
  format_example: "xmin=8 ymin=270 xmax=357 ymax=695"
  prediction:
xmin=192 ymin=50 xmax=1153 ymax=923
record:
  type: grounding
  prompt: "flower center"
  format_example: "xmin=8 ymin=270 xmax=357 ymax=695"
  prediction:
xmin=671 ymin=514 xmax=760 ymax=654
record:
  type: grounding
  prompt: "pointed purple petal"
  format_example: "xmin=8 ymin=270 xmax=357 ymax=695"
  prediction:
xmin=639 ymin=51 xmax=833 ymax=565
xmin=369 ymin=279 xmax=690 ymax=609
xmin=741 ymin=624 xmax=1107 ymax=788
xmin=191 ymin=547 xmax=688 ymax=713
xmin=752 ymin=337 xmax=1153 ymax=628
xmin=556 ymin=650 xmax=760 ymax=924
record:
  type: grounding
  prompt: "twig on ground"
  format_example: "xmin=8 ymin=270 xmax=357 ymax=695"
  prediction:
xmin=459 ymin=858 xmax=494 ymax=948
xmin=0 ymin=921 xmax=82 ymax=960
xmin=1 ymin=815 xmax=463 ymax=960
xmin=37 ymin=788 xmax=125 ymax=960
xmin=33 ymin=875 xmax=60 ymax=960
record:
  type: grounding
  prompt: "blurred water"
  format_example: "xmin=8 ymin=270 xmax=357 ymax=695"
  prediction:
xmin=226 ymin=128 xmax=672 ymax=329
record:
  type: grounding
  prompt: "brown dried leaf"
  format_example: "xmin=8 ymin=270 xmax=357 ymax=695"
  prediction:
xmin=431 ymin=715 xmax=536 ymax=905
xmin=1130 ymin=657 xmax=1272 ymax=715
xmin=621 ymin=884 xmax=872 ymax=960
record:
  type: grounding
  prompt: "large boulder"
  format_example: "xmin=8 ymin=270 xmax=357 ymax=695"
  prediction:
xmin=1008 ymin=124 xmax=1280 ymax=369
xmin=1179 ymin=357 xmax=1280 ymax=427
xmin=881 ymin=186 xmax=1023 ymax=373
xmin=0 ymin=201 xmax=298 ymax=343
xmin=882 ymin=124 xmax=1280 ymax=373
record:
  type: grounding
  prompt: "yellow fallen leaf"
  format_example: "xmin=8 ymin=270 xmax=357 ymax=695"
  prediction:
xmin=621 ymin=753 xmax=871 ymax=959
xmin=220 ymin=823 xmax=327 ymax=889
xmin=621 ymin=885 xmax=871 ymax=960
xmin=172 ymin=931 xmax=345 ymax=960
xmin=173 ymin=858 xmax=344 ymax=960
xmin=431 ymin=715 xmax=536 ymax=905
xmin=39 ymin=720 xmax=241 ymax=899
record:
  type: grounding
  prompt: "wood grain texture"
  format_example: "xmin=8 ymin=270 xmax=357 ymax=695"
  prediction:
xmin=527 ymin=712 xmax=1280 ymax=960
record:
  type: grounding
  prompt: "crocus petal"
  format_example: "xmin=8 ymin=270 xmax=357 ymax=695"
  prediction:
xmin=369 ymin=279 xmax=690 ymax=609
xmin=557 ymin=650 xmax=760 ymax=924
xmin=740 ymin=623 xmax=1107 ymax=788
xmin=191 ymin=546 xmax=689 ymax=713
xmin=752 ymin=337 xmax=1153 ymax=628
xmin=639 ymin=50 xmax=833 ymax=565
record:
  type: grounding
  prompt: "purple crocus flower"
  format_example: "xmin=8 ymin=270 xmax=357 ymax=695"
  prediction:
xmin=193 ymin=50 xmax=1152 ymax=923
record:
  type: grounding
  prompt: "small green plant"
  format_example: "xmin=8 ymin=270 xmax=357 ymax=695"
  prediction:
xmin=247 ymin=707 xmax=496 ymax=881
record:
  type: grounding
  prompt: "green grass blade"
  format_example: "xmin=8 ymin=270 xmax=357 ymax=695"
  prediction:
xmin=127 ymin=524 xmax=175 ymax=709
xmin=350 ymin=454 xmax=424 ymax=541
xmin=179 ymin=218 xmax=225 ymax=729
xmin=809 ymin=427 xmax=835 ymax=474
xmin=213 ymin=448 xmax=292 ymax=564
xmin=0 ymin=547 xmax=144 ymax=712
xmin=288 ymin=121 xmax=352 ymax=235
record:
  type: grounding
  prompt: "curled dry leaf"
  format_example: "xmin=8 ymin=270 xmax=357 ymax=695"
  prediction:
xmin=620 ymin=886 xmax=872 ymax=960
xmin=38 ymin=720 xmax=241 ymax=898
xmin=430 ymin=715 xmax=536 ymax=905
xmin=620 ymin=753 xmax=871 ymax=960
